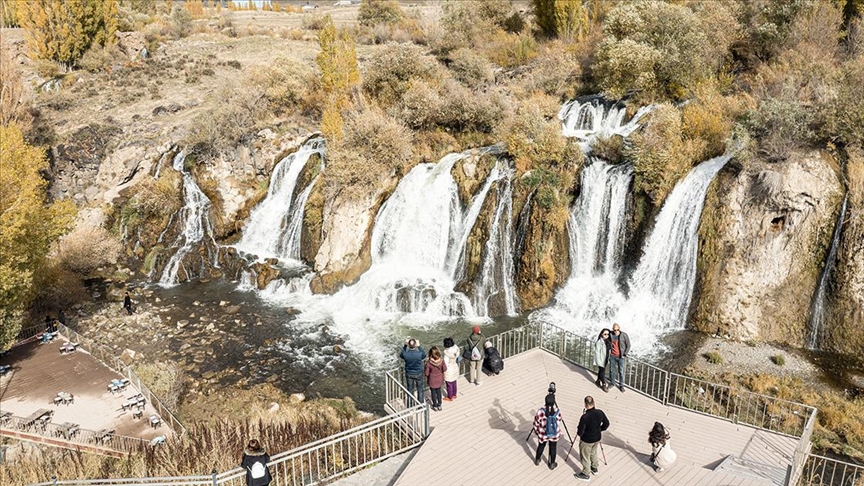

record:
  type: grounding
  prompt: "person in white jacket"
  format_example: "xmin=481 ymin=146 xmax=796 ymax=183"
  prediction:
xmin=649 ymin=422 xmax=677 ymax=472
xmin=594 ymin=329 xmax=611 ymax=392
xmin=442 ymin=337 xmax=461 ymax=401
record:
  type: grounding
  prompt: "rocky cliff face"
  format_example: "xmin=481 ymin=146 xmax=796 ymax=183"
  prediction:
xmin=515 ymin=190 xmax=571 ymax=311
xmin=825 ymin=144 xmax=864 ymax=354
xmin=694 ymin=150 xmax=843 ymax=345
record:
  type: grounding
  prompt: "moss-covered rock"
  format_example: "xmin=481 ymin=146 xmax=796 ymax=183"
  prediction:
xmin=693 ymin=149 xmax=843 ymax=345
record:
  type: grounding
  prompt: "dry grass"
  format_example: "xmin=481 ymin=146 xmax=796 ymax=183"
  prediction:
xmin=55 ymin=225 xmax=123 ymax=277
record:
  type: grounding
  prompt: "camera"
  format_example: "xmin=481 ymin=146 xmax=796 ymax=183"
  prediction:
xmin=548 ymin=382 xmax=556 ymax=394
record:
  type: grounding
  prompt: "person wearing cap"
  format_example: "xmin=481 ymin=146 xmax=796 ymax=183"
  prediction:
xmin=533 ymin=393 xmax=563 ymax=469
xmin=466 ymin=325 xmax=484 ymax=386
xmin=400 ymin=338 xmax=425 ymax=404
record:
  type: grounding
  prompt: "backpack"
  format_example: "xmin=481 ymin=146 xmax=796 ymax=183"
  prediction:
xmin=471 ymin=344 xmax=482 ymax=361
xmin=250 ymin=460 xmax=266 ymax=479
xmin=545 ymin=410 xmax=559 ymax=437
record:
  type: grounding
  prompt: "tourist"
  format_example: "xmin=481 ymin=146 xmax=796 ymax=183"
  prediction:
xmin=608 ymin=323 xmax=630 ymax=392
xmin=241 ymin=439 xmax=272 ymax=486
xmin=482 ymin=341 xmax=503 ymax=375
xmin=123 ymin=291 xmax=134 ymax=315
xmin=442 ymin=337 xmax=460 ymax=401
xmin=465 ymin=325 xmax=484 ymax=386
xmin=424 ymin=346 xmax=447 ymax=411
xmin=594 ymin=329 xmax=611 ymax=392
xmin=532 ymin=392 xmax=563 ymax=470
xmin=575 ymin=396 xmax=610 ymax=481
xmin=400 ymin=338 xmax=425 ymax=404
xmin=649 ymin=422 xmax=676 ymax=472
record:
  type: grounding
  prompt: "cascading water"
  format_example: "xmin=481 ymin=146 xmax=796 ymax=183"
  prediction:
xmin=473 ymin=162 xmax=518 ymax=317
xmin=449 ymin=163 xmax=501 ymax=280
xmin=558 ymin=97 xmax=653 ymax=146
xmin=533 ymin=154 xmax=732 ymax=352
xmin=807 ymin=191 xmax=849 ymax=350
xmin=236 ymin=138 xmax=325 ymax=262
xmin=158 ymin=152 xmax=219 ymax=287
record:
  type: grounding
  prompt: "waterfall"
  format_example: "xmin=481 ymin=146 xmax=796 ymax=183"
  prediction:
xmin=558 ymin=97 xmax=653 ymax=146
xmin=236 ymin=138 xmax=325 ymax=262
xmin=474 ymin=162 xmax=518 ymax=317
xmin=618 ymin=154 xmax=733 ymax=333
xmin=807 ymin=191 xmax=849 ymax=350
xmin=449 ymin=163 xmax=501 ymax=280
xmin=158 ymin=152 xmax=219 ymax=287
xmin=533 ymin=154 xmax=731 ymax=353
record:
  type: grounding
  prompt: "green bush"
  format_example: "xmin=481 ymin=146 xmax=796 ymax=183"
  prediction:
xmin=434 ymin=0 xmax=512 ymax=53
xmin=818 ymin=57 xmax=864 ymax=147
xmin=770 ymin=354 xmax=786 ymax=366
xmin=448 ymin=48 xmax=494 ymax=88
xmin=358 ymin=0 xmax=403 ymax=26
xmin=744 ymin=96 xmax=815 ymax=162
xmin=703 ymin=351 xmax=723 ymax=364
xmin=362 ymin=43 xmax=440 ymax=108
xmin=485 ymin=31 xmax=538 ymax=68
xmin=595 ymin=0 xmax=739 ymax=101
xmin=78 ymin=44 xmax=125 ymax=73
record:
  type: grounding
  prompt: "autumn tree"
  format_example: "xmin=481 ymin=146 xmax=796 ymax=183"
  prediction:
xmin=316 ymin=16 xmax=359 ymax=140
xmin=358 ymin=0 xmax=404 ymax=26
xmin=533 ymin=0 xmax=588 ymax=40
xmin=0 ymin=49 xmax=31 ymax=131
xmin=0 ymin=0 xmax=18 ymax=27
xmin=17 ymin=0 xmax=119 ymax=69
xmin=0 ymin=124 xmax=75 ymax=350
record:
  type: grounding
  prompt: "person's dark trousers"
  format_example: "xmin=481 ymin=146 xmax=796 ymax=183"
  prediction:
xmin=405 ymin=374 xmax=423 ymax=405
xmin=609 ymin=356 xmax=625 ymax=389
xmin=430 ymin=387 xmax=442 ymax=408
xmin=124 ymin=306 xmax=133 ymax=315
xmin=596 ymin=366 xmax=607 ymax=386
xmin=535 ymin=441 xmax=557 ymax=464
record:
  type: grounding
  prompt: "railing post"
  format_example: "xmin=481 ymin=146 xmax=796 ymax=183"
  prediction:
xmin=663 ymin=371 xmax=670 ymax=406
xmin=52 ymin=475 xmax=58 ymax=486
xmin=424 ymin=403 xmax=430 ymax=436
xmin=211 ymin=468 xmax=217 ymax=486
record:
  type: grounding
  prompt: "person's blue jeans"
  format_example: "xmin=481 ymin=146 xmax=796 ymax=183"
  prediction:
xmin=609 ymin=356 xmax=626 ymax=389
xmin=405 ymin=374 xmax=423 ymax=405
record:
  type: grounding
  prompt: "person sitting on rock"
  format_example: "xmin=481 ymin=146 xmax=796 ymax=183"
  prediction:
xmin=482 ymin=341 xmax=503 ymax=375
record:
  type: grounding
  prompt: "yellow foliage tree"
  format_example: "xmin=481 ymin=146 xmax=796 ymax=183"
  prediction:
xmin=17 ymin=0 xmax=119 ymax=69
xmin=0 ymin=0 xmax=18 ymax=27
xmin=0 ymin=124 xmax=75 ymax=350
xmin=185 ymin=0 xmax=205 ymax=19
xmin=316 ymin=16 xmax=359 ymax=140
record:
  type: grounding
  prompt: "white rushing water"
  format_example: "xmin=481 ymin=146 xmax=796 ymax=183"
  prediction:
xmin=533 ymin=154 xmax=732 ymax=353
xmin=236 ymin=138 xmax=325 ymax=262
xmin=558 ymin=98 xmax=653 ymax=147
xmin=808 ymin=191 xmax=849 ymax=349
xmin=159 ymin=152 xmax=219 ymax=287
xmin=473 ymin=162 xmax=518 ymax=317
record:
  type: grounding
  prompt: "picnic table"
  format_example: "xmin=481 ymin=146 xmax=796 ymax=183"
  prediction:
xmin=94 ymin=428 xmax=115 ymax=444
xmin=59 ymin=342 xmax=78 ymax=354
xmin=40 ymin=331 xmax=57 ymax=343
xmin=54 ymin=391 xmax=74 ymax=406
xmin=108 ymin=378 xmax=129 ymax=394
xmin=22 ymin=409 xmax=52 ymax=430
xmin=148 ymin=415 xmax=162 ymax=428
xmin=56 ymin=422 xmax=80 ymax=439
xmin=121 ymin=393 xmax=145 ymax=410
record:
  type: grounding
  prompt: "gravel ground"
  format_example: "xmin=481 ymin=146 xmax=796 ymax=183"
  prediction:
xmin=686 ymin=335 xmax=824 ymax=383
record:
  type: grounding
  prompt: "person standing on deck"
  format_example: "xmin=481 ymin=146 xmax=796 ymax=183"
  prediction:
xmin=400 ymin=338 xmax=425 ymax=404
xmin=533 ymin=393 xmax=563 ymax=470
xmin=466 ymin=325 xmax=484 ymax=386
xmin=594 ymin=329 xmax=611 ymax=392
xmin=442 ymin=337 xmax=460 ymax=401
xmin=608 ymin=323 xmax=630 ymax=392
xmin=575 ymin=395 xmax=610 ymax=481
xmin=424 ymin=346 xmax=446 ymax=411
xmin=241 ymin=439 xmax=272 ymax=486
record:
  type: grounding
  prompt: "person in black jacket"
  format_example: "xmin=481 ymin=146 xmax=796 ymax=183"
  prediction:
xmin=482 ymin=341 xmax=503 ymax=375
xmin=574 ymin=396 xmax=610 ymax=481
xmin=241 ymin=439 xmax=272 ymax=486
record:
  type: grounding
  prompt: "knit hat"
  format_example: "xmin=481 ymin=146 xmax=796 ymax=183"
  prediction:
xmin=472 ymin=325 xmax=481 ymax=334
xmin=484 ymin=341 xmax=492 ymax=349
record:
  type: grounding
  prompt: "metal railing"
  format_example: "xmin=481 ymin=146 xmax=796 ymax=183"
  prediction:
xmin=2 ymin=415 xmax=149 ymax=453
xmin=55 ymin=323 xmax=187 ymax=437
xmin=798 ymin=454 xmax=864 ymax=486
xmin=27 ymin=321 xmax=832 ymax=486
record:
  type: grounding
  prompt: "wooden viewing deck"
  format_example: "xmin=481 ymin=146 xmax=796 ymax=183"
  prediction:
xmin=394 ymin=349 xmax=796 ymax=486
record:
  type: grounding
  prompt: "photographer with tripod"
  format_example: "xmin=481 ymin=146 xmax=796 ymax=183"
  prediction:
xmin=574 ymin=396 xmax=610 ymax=482
xmin=529 ymin=383 xmax=573 ymax=470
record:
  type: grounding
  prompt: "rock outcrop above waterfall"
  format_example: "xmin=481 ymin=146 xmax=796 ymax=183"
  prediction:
xmin=826 ymin=145 xmax=864 ymax=354
xmin=694 ymin=150 xmax=843 ymax=345
xmin=515 ymin=193 xmax=571 ymax=310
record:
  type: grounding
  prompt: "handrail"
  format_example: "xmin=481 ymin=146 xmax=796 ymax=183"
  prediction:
xmin=27 ymin=321 xmax=826 ymax=486
xmin=55 ymin=323 xmax=187 ymax=437
xmin=0 ymin=414 xmax=149 ymax=454
xmin=798 ymin=453 xmax=864 ymax=486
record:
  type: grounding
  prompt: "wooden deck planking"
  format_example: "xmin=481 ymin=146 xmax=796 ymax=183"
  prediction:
xmin=394 ymin=349 xmax=794 ymax=486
